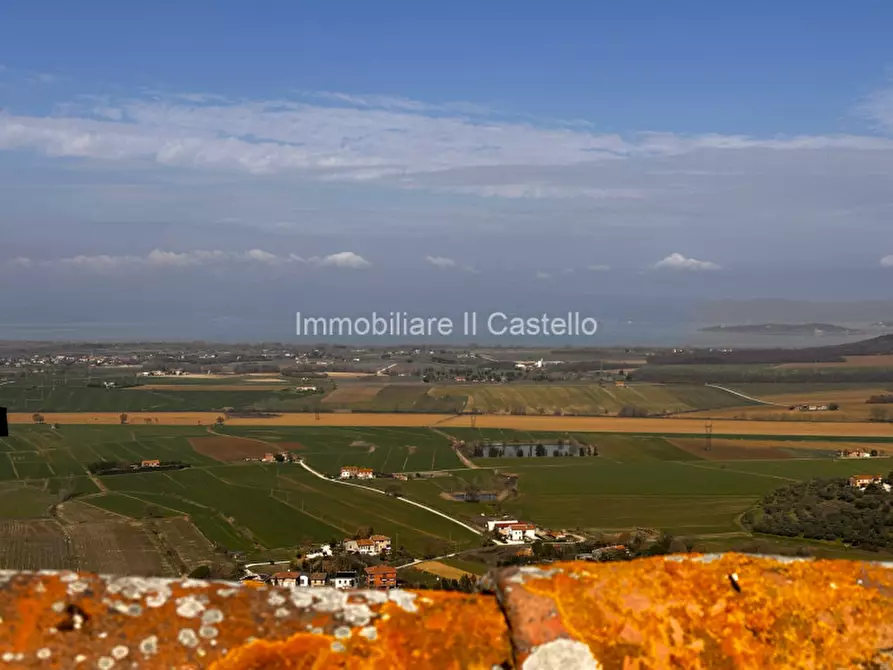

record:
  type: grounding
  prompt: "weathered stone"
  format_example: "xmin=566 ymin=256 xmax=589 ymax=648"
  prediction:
xmin=5 ymin=555 xmax=893 ymax=668
xmin=493 ymin=554 xmax=893 ymax=669
xmin=0 ymin=570 xmax=512 ymax=668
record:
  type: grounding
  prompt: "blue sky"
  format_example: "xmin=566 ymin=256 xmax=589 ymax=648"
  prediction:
xmin=1 ymin=3 xmax=893 ymax=340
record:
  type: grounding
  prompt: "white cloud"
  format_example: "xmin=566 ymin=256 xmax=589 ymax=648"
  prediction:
xmin=429 ymin=184 xmax=645 ymax=200
xmin=425 ymin=255 xmax=457 ymax=268
xmin=881 ymin=255 xmax=893 ymax=267
xmin=308 ymin=251 xmax=371 ymax=269
xmin=4 ymin=88 xmax=892 ymax=202
xmin=860 ymin=84 xmax=893 ymax=133
xmin=587 ymin=264 xmax=611 ymax=272
xmin=8 ymin=249 xmax=370 ymax=273
xmin=535 ymin=271 xmax=552 ymax=280
xmin=653 ymin=253 xmax=721 ymax=271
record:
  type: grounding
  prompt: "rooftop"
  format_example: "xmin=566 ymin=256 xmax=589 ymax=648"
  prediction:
xmin=3 ymin=554 xmax=893 ymax=667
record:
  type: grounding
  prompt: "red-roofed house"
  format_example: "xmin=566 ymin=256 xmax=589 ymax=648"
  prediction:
xmin=365 ymin=565 xmax=397 ymax=589
xmin=497 ymin=522 xmax=537 ymax=544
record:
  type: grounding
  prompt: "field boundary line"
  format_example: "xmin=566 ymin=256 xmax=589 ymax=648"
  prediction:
xmin=297 ymin=459 xmax=484 ymax=538
xmin=676 ymin=460 xmax=798 ymax=482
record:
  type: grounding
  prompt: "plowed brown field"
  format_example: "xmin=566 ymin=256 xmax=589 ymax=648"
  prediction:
xmin=10 ymin=411 xmax=893 ymax=438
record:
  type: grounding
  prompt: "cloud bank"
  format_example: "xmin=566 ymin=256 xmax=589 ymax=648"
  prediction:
xmin=653 ymin=253 xmax=722 ymax=271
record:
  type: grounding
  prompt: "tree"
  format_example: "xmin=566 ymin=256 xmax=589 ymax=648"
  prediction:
xmin=32 ymin=413 xmax=44 ymax=424
xmin=188 ymin=565 xmax=212 ymax=579
xmin=534 ymin=443 xmax=546 ymax=458
xmin=578 ymin=446 xmax=586 ymax=457
xmin=828 ymin=403 xmax=839 ymax=411
xmin=871 ymin=406 xmax=889 ymax=422
xmin=119 ymin=413 xmax=129 ymax=425
xmin=216 ymin=416 xmax=225 ymax=425
xmin=274 ymin=453 xmax=286 ymax=463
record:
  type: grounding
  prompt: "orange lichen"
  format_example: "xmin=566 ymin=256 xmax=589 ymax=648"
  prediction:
xmin=0 ymin=571 xmax=510 ymax=668
xmin=212 ymin=592 xmax=511 ymax=669
xmin=494 ymin=554 xmax=893 ymax=669
xmin=5 ymin=555 xmax=893 ymax=668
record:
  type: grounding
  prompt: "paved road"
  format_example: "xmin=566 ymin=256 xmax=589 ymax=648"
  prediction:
xmin=297 ymin=459 xmax=486 ymax=538
xmin=705 ymin=383 xmax=781 ymax=406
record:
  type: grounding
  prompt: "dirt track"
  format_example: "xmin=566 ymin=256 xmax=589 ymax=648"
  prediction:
xmin=10 ymin=412 xmax=893 ymax=438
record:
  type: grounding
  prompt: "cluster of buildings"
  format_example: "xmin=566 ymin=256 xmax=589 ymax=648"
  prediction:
xmin=575 ymin=545 xmax=630 ymax=561
xmin=344 ymin=535 xmax=391 ymax=556
xmin=789 ymin=403 xmax=832 ymax=412
xmin=245 ymin=452 xmax=299 ymax=464
xmin=249 ymin=566 xmax=398 ymax=590
xmin=837 ymin=448 xmax=880 ymax=459
xmin=484 ymin=518 xmax=538 ymax=544
xmin=848 ymin=475 xmax=891 ymax=491
xmin=340 ymin=466 xmax=376 ymax=480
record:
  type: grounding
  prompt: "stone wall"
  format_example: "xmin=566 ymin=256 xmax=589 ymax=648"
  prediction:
xmin=1 ymin=553 xmax=892 ymax=668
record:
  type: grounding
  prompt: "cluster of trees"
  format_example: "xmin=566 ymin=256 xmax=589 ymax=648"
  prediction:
xmin=467 ymin=442 xmax=596 ymax=458
xmin=495 ymin=532 xmax=696 ymax=568
xmin=867 ymin=395 xmax=893 ymax=404
xmin=618 ymin=405 xmax=648 ymax=417
xmin=401 ymin=573 xmax=478 ymax=593
xmin=744 ymin=477 xmax=893 ymax=551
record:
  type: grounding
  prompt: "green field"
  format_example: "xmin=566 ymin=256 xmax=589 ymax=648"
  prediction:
xmin=432 ymin=382 xmax=752 ymax=415
xmin=0 ymin=424 xmax=478 ymax=558
xmin=0 ymin=420 xmax=888 ymax=571
xmin=220 ymin=425 xmax=463 ymax=474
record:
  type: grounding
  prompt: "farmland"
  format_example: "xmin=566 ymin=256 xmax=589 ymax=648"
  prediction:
xmin=13 ymin=411 xmax=893 ymax=439
xmin=430 ymin=382 xmax=748 ymax=415
xmin=218 ymin=425 xmax=462 ymax=474
xmin=0 ymin=423 xmax=479 ymax=571
xmin=687 ymin=386 xmax=891 ymax=422
xmin=1 ymin=416 xmax=892 ymax=573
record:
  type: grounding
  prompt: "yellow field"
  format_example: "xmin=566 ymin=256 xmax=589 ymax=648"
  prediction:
xmin=11 ymin=411 xmax=893 ymax=437
xmin=126 ymin=384 xmax=288 ymax=391
xmin=431 ymin=382 xmax=727 ymax=415
xmin=414 ymin=560 xmax=473 ymax=580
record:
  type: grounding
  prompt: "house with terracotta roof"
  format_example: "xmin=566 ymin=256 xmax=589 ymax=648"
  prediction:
xmin=484 ymin=517 xmax=519 ymax=532
xmin=365 ymin=565 xmax=397 ymax=589
xmin=369 ymin=534 xmax=391 ymax=554
xmin=496 ymin=522 xmax=537 ymax=544
xmin=344 ymin=538 xmax=378 ymax=555
xmin=261 ymin=453 xmax=276 ymax=463
xmin=309 ymin=573 xmax=327 ymax=587
xmin=340 ymin=465 xmax=375 ymax=480
xmin=140 ymin=459 xmax=160 ymax=468
xmin=270 ymin=571 xmax=308 ymax=588
xmin=849 ymin=474 xmax=887 ymax=490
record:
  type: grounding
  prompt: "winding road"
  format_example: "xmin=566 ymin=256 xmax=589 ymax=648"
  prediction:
xmin=297 ymin=459 xmax=486 ymax=538
xmin=705 ymin=383 xmax=781 ymax=406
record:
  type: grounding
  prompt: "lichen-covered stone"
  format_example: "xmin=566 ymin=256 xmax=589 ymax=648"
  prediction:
xmin=0 ymin=571 xmax=511 ymax=668
xmin=6 ymin=554 xmax=893 ymax=668
xmin=494 ymin=554 xmax=893 ymax=669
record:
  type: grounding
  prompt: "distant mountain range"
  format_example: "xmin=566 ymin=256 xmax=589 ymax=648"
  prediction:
xmin=699 ymin=323 xmax=859 ymax=335
xmin=697 ymin=300 xmax=893 ymax=325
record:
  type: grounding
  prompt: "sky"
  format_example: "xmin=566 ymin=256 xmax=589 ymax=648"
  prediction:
xmin=1 ymin=2 xmax=893 ymax=342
